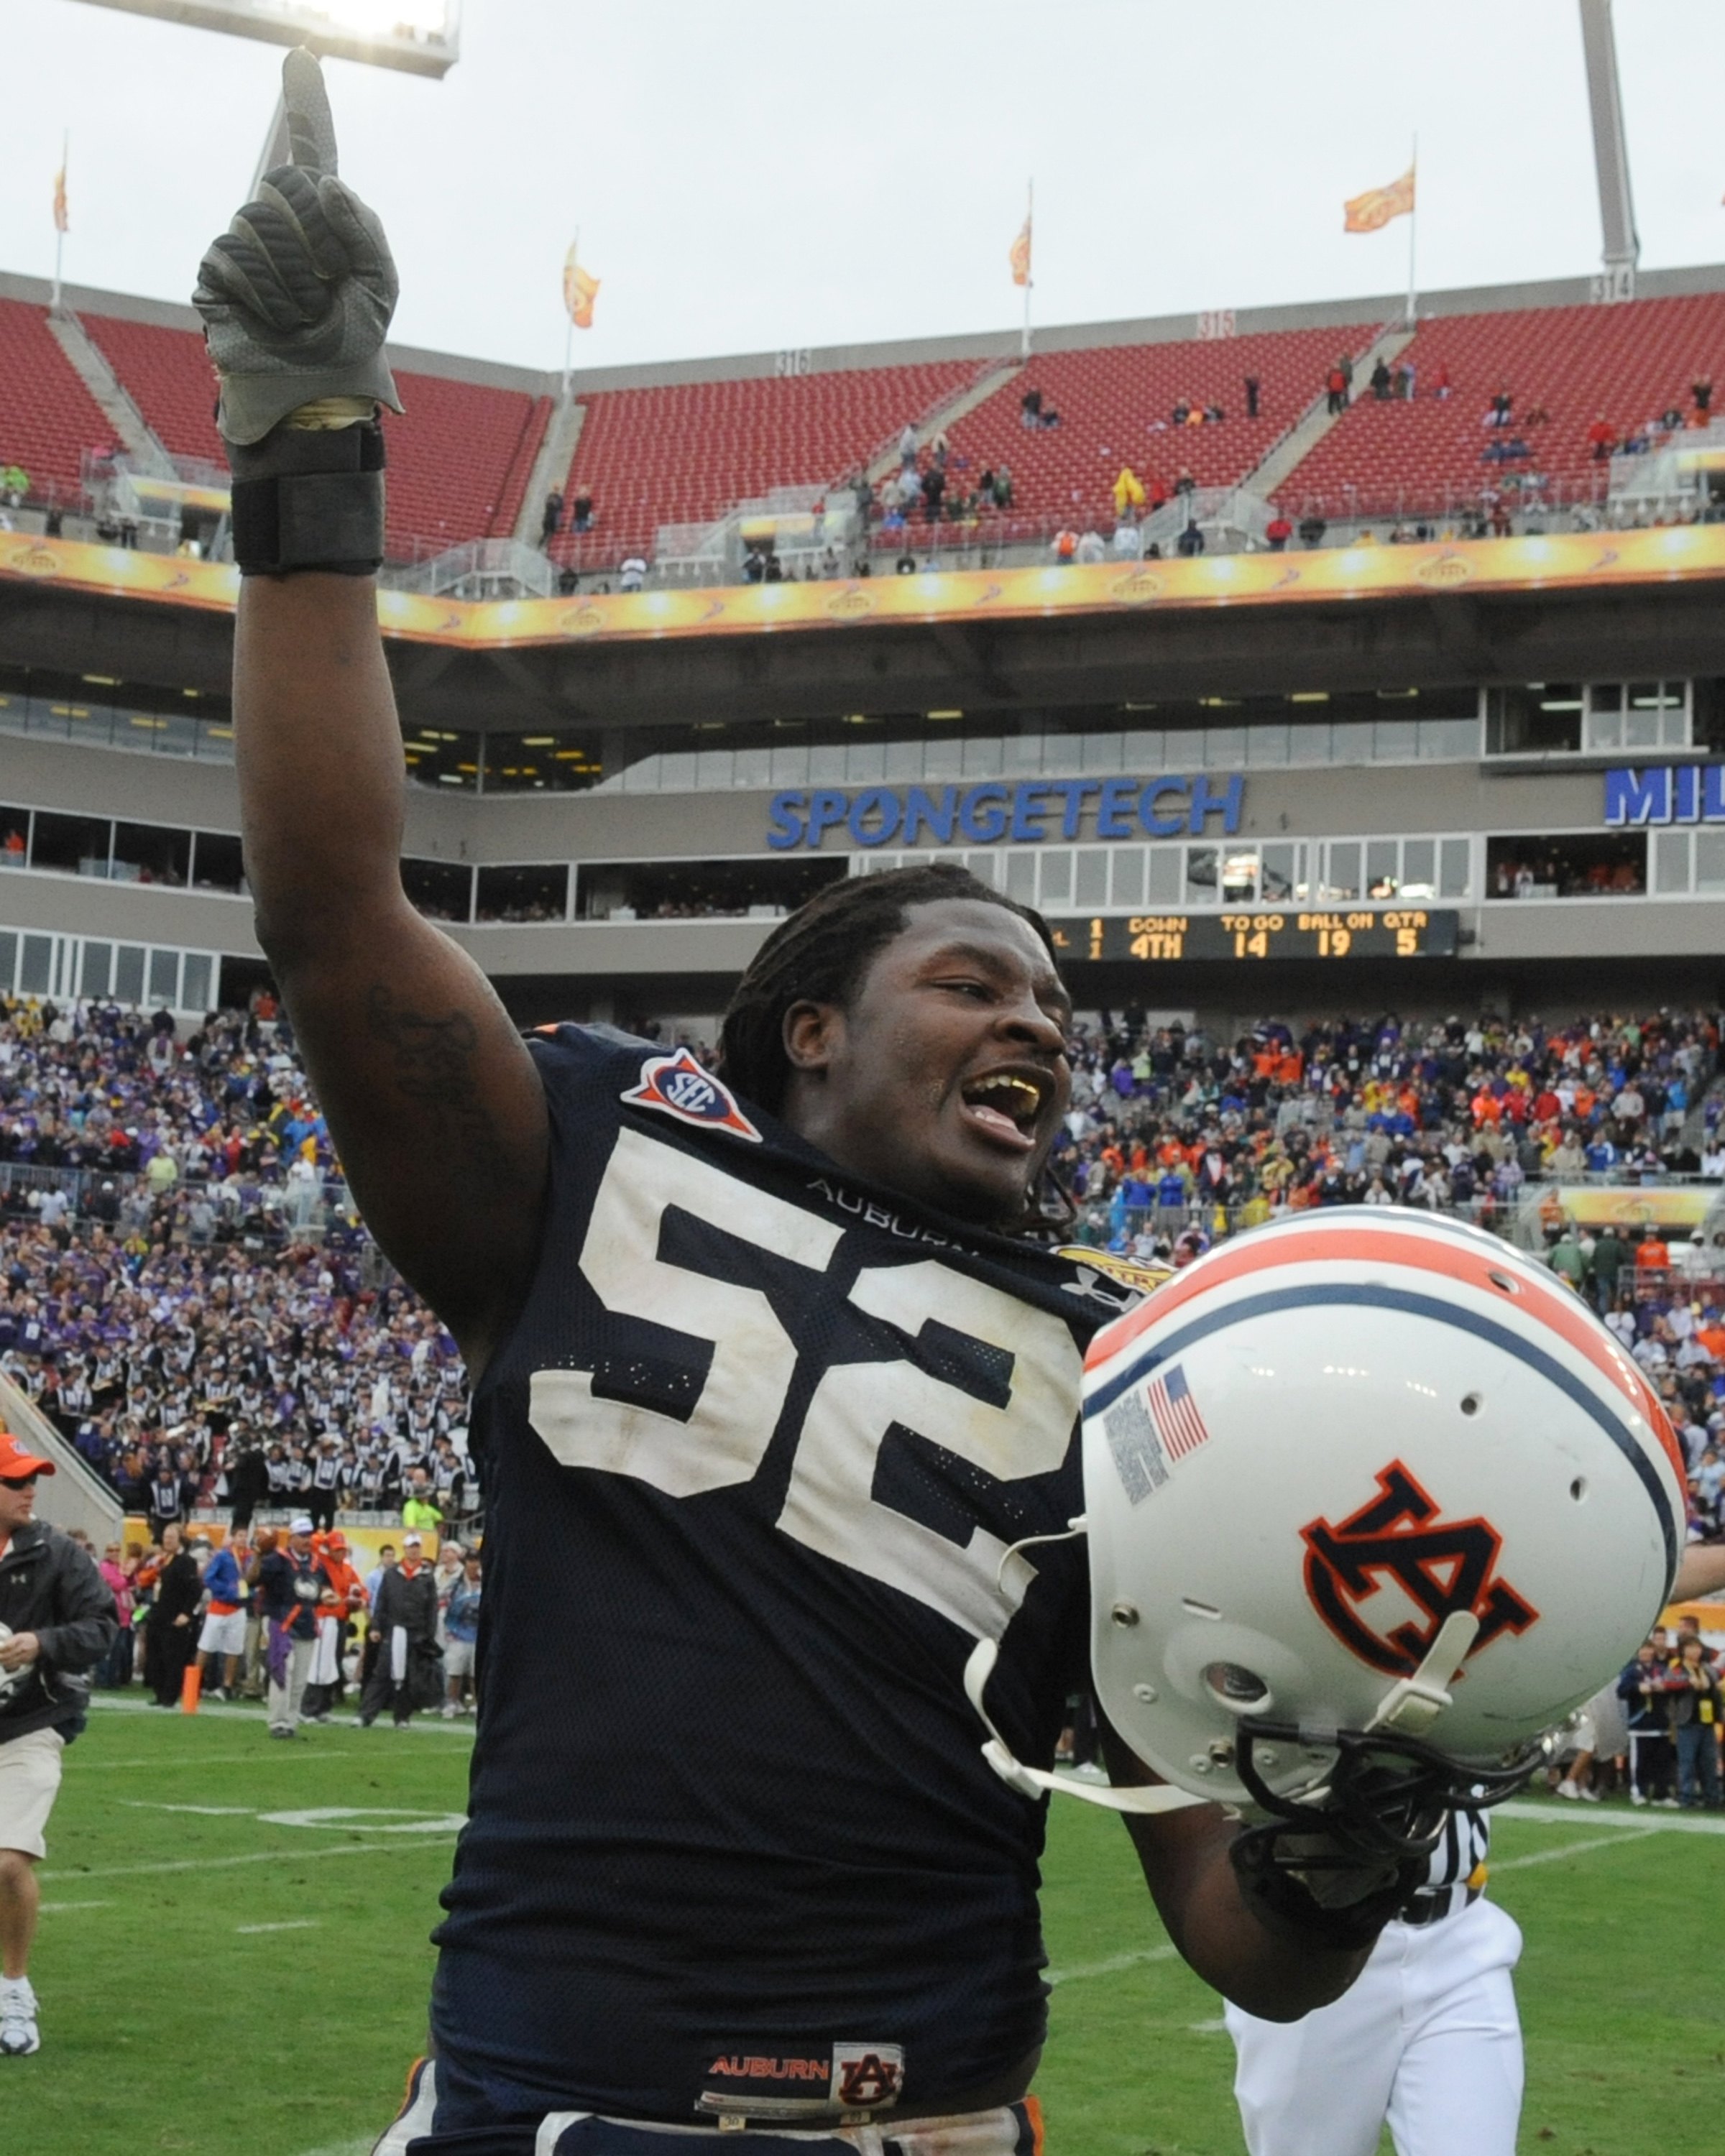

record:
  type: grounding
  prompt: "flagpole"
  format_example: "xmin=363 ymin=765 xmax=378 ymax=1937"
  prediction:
xmin=562 ymin=226 xmax=578 ymax=400
xmin=52 ymin=132 xmax=67 ymax=312
xmin=1405 ymin=134 xmax=1418 ymax=327
xmin=1021 ymin=179 xmax=1034 ymax=361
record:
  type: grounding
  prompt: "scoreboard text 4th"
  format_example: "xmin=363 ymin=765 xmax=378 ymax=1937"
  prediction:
xmin=1048 ymin=910 xmax=1461 ymax=963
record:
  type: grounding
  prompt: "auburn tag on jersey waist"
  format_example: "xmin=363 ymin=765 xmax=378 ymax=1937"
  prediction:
xmin=696 ymin=2040 xmax=905 ymax=2122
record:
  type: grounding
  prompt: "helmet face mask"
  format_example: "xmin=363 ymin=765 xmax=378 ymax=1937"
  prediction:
xmin=1080 ymin=1209 xmax=1682 ymax=1821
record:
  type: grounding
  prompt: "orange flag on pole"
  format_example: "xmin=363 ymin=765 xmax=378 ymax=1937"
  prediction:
xmin=1343 ymin=166 xmax=1415 ymax=234
xmin=1008 ymin=215 xmax=1032 ymax=287
xmin=52 ymin=156 xmax=68 ymax=235
xmin=563 ymin=244 xmax=599 ymax=329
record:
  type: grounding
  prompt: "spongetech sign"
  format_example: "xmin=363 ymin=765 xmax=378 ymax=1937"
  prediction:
xmin=767 ymin=774 xmax=1245 ymax=850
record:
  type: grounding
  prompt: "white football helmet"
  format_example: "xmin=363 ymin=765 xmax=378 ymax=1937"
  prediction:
xmin=1070 ymin=1207 xmax=1683 ymax=1826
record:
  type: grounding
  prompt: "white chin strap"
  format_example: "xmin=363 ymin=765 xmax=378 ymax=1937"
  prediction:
xmin=1364 ymin=1610 xmax=1480 ymax=1738
xmin=963 ymin=1639 xmax=1208 ymax=1818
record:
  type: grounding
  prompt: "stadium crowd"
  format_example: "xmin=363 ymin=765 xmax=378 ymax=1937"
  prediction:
xmin=0 ymin=993 xmax=475 ymax=1544
xmin=0 ymin=987 xmax=1719 ymax=1777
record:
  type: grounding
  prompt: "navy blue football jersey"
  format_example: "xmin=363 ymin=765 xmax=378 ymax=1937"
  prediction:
xmin=429 ymin=1028 xmax=1129 ymax=2130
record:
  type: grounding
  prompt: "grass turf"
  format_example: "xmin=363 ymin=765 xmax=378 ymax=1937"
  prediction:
xmin=6 ymin=1699 xmax=1716 ymax=2155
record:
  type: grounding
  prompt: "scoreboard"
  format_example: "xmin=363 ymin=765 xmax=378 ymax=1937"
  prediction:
xmin=1047 ymin=908 xmax=1460 ymax=964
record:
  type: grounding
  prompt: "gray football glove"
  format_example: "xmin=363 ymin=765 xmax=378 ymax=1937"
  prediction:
xmin=193 ymin=47 xmax=403 ymax=447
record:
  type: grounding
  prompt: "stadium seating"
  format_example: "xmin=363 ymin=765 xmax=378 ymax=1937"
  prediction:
xmin=17 ymin=285 xmax=1725 ymax=561
xmin=550 ymin=361 xmax=981 ymax=563
xmin=78 ymin=314 xmax=551 ymax=558
xmin=933 ymin=324 xmax=1380 ymax=534
xmin=380 ymin=369 xmax=551 ymax=560
xmin=1274 ymin=292 xmax=1725 ymax=521
xmin=82 ymin=313 xmax=225 ymax=465
xmin=0 ymin=298 xmax=119 ymax=500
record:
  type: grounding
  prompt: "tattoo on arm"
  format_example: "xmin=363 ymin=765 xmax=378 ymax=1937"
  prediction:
xmin=364 ymin=985 xmax=519 ymax=1194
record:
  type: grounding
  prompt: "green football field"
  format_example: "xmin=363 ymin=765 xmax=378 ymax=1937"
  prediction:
xmin=6 ymin=1697 xmax=1719 ymax=2156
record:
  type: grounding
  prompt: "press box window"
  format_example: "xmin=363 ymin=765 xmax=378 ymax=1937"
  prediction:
xmin=474 ymin=865 xmax=569 ymax=924
xmin=1486 ymin=832 xmax=1646 ymax=898
xmin=1583 ymin=683 xmax=1688 ymax=753
xmin=1485 ymin=684 xmax=1585 ymax=756
xmin=402 ymin=858 xmax=473 ymax=922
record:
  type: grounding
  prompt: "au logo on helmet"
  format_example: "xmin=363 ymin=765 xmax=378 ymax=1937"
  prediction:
xmin=620 ymin=1050 xmax=762 ymax=1143
xmin=1300 ymin=1461 xmax=1540 ymax=1680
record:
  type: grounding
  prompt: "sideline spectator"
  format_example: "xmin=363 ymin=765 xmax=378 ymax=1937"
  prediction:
xmin=442 ymin=1552 xmax=482 ymax=1718
xmin=1666 ymin=1636 xmax=1722 ymax=1808
xmin=0 ymin=1429 xmax=116 ymax=2060
xmin=257 ymin=1516 xmax=320 ymax=1740
xmin=358 ymin=1531 xmax=438 ymax=1729
xmin=140 ymin=1524 xmax=198 ymax=1707
xmin=193 ymin=1532 xmax=245 ymax=1700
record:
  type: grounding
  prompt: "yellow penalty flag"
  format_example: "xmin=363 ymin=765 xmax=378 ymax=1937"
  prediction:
xmin=1343 ymin=166 xmax=1415 ymax=235
xmin=563 ymin=246 xmax=599 ymax=329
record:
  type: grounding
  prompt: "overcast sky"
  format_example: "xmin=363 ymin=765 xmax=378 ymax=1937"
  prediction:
xmin=1 ymin=1 xmax=1723 ymax=374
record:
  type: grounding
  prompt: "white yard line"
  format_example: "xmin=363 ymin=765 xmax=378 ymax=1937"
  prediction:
xmin=118 ymin=1801 xmax=256 ymax=1815
xmin=1499 ymin=1800 xmax=1725 ymax=1838
xmin=40 ymin=1899 xmax=114 ymax=1913
xmin=1047 ymin=1942 xmax=1180 ymax=1985
xmin=237 ymin=1918 xmax=321 ymax=1934
xmin=87 ymin=1695 xmax=472 ymax=1736
xmin=75 ymin=1753 xmax=281 ymax=1772
xmin=40 ymin=1838 xmax=448 ymax=1884
xmin=1491 ymin=1825 xmax=1662 ymax=1871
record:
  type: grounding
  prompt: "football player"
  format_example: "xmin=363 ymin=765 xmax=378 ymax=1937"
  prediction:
xmin=196 ymin=55 xmax=1440 ymax=2154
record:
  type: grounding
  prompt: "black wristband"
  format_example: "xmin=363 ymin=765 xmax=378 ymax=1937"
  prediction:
xmin=1230 ymin=1829 xmax=1418 ymax=1955
xmin=229 ymin=419 xmax=387 ymax=577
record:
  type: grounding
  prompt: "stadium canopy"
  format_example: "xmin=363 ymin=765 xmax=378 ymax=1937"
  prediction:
xmin=61 ymin=0 xmax=460 ymax=79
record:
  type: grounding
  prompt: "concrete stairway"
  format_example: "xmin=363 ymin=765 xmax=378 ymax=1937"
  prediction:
xmin=512 ymin=392 xmax=588 ymax=546
xmin=45 ymin=306 xmax=175 ymax=477
xmin=0 ymin=1371 xmax=122 ymax=1544
xmin=860 ymin=356 xmax=1020 ymax=488
xmin=1241 ymin=323 xmax=1415 ymax=503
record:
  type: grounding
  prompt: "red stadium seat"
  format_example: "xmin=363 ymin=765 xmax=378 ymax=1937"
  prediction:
xmin=0 ymin=298 xmax=119 ymax=501
xmin=79 ymin=313 xmax=551 ymax=560
xmin=550 ymin=362 xmax=980 ymax=563
xmin=1274 ymin=293 xmax=1725 ymax=522
xmin=937 ymin=325 xmax=1381 ymax=533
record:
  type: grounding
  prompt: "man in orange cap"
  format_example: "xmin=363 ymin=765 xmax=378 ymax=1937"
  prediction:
xmin=301 ymin=1530 xmax=367 ymax=1724
xmin=0 ymin=1428 xmax=117 ymax=2057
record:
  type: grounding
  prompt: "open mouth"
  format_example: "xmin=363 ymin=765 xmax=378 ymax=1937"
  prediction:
xmin=957 ymin=1070 xmax=1048 ymax=1153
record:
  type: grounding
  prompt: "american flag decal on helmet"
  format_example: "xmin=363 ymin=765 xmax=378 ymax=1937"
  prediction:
xmin=1146 ymin=1362 xmax=1211 ymax=1461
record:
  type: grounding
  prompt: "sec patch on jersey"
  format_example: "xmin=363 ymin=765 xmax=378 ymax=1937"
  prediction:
xmin=620 ymin=1048 xmax=762 ymax=1142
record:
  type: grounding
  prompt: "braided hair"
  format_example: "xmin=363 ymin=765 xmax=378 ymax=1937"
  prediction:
xmin=717 ymin=862 xmax=1058 ymax=1118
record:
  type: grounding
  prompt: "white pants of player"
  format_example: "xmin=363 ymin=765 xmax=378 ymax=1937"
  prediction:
xmin=1224 ymin=1897 xmax=1524 ymax=2156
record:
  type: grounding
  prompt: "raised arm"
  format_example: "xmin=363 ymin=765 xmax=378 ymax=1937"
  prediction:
xmin=198 ymin=52 xmax=547 ymax=1372
xmin=235 ymin=576 xmax=547 ymax=1369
